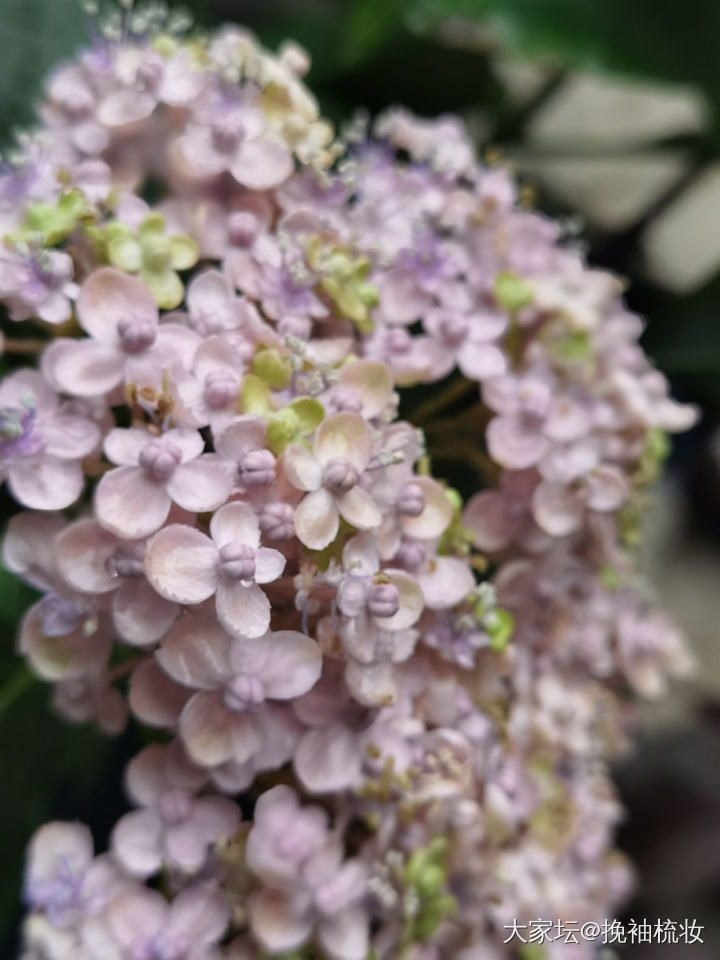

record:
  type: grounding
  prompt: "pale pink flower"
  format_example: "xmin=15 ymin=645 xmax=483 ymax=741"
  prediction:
xmin=95 ymin=426 xmax=230 ymax=540
xmin=284 ymin=413 xmax=382 ymax=549
xmin=42 ymin=268 xmax=200 ymax=398
xmin=0 ymin=248 xmax=78 ymax=325
xmin=173 ymin=333 xmax=253 ymax=434
xmin=144 ymin=502 xmax=285 ymax=637
xmin=250 ymin=841 xmax=369 ymax=960
xmin=103 ymin=881 xmax=228 ymax=960
xmin=245 ymin=785 xmax=327 ymax=889
xmin=112 ymin=741 xmax=239 ymax=878
xmin=180 ymin=95 xmax=293 ymax=190
xmin=0 ymin=370 xmax=99 ymax=510
xmin=55 ymin=518 xmax=178 ymax=646
xmin=19 ymin=593 xmax=113 ymax=683
xmin=463 ymin=471 xmax=539 ymax=553
xmin=532 ymin=465 xmax=629 ymax=537
xmin=155 ymin=614 xmax=321 ymax=768
xmin=24 ymin=822 xmax=126 ymax=929
xmin=423 ymin=306 xmax=507 ymax=381
xmin=214 ymin=416 xmax=277 ymax=494
xmin=172 ymin=269 xmax=259 ymax=336
xmin=291 ymin=664 xmax=365 ymax=794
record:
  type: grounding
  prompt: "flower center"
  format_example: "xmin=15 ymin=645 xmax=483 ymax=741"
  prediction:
xmin=118 ymin=316 xmax=157 ymax=355
xmin=219 ymin=542 xmax=256 ymax=582
xmin=367 ymin=582 xmax=400 ymax=619
xmin=438 ymin=313 xmax=468 ymax=347
xmin=158 ymin=788 xmax=193 ymax=825
xmin=259 ymin=501 xmax=294 ymax=542
xmin=224 ymin=673 xmax=265 ymax=712
xmin=27 ymin=856 xmax=85 ymax=921
xmin=386 ymin=328 xmax=411 ymax=355
xmin=211 ymin=115 xmax=245 ymax=153
xmin=36 ymin=593 xmax=86 ymax=637
xmin=138 ymin=439 xmax=182 ymax=481
xmin=228 ymin=211 xmax=259 ymax=247
xmin=203 ymin=370 xmax=239 ymax=410
xmin=397 ymin=482 xmax=425 ymax=517
xmin=322 ymin=459 xmax=358 ymax=493
xmin=0 ymin=404 xmax=43 ymax=460
xmin=239 ymin=449 xmax=276 ymax=488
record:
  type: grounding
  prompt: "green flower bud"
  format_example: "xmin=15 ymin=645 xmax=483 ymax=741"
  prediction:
xmin=487 ymin=607 xmax=514 ymax=652
xmin=20 ymin=190 xmax=88 ymax=246
xmin=493 ymin=270 xmax=532 ymax=312
xmin=252 ymin=349 xmax=293 ymax=389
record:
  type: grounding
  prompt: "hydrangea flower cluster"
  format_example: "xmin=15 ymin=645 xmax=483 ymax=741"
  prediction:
xmin=1 ymin=7 xmax=697 ymax=960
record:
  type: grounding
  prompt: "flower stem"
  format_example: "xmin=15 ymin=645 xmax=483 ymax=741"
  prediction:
xmin=2 ymin=338 xmax=46 ymax=355
xmin=410 ymin=376 xmax=478 ymax=425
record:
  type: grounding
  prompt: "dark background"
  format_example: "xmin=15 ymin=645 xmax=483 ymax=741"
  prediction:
xmin=2 ymin=1 xmax=720 ymax=955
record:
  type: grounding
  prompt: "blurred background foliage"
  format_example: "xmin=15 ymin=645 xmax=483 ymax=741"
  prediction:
xmin=2 ymin=0 xmax=720 ymax=955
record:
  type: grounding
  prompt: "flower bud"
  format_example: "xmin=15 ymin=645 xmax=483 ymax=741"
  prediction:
xmin=136 ymin=58 xmax=163 ymax=91
xmin=219 ymin=542 xmax=256 ymax=581
xmin=239 ymin=448 xmax=276 ymax=488
xmin=367 ymin=582 xmax=400 ymax=619
xmin=212 ymin=115 xmax=245 ymax=152
xmin=322 ymin=459 xmax=358 ymax=493
xmin=224 ymin=674 xmax=265 ymax=712
xmin=139 ymin=439 xmax=182 ymax=481
xmin=158 ymin=788 xmax=193 ymax=825
xmin=118 ymin=317 xmax=156 ymax=354
xmin=228 ymin=211 xmax=259 ymax=247
xmin=337 ymin=577 xmax=368 ymax=618
xmin=279 ymin=41 xmax=311 ymax=77
xmin=397 ymin=482 xmax=425 ymax=517
xmin=259 ymin=502 xmax=294 ymax=541
xmin=331 ymin=385 xmax=363 ymax=414
xmin=386 ymin=328 xmax=411 ymax=355
xmin=393 ymin=539 xmax=426 ymax=571
xmin=203 ymin=370 xmax=239 ymax=409
xmin=36 ymin=594 xmax=85 ymax=637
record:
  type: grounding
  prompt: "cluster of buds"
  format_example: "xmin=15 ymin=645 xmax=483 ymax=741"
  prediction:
xmin=1 ymin=7 xmax=696 ymax=960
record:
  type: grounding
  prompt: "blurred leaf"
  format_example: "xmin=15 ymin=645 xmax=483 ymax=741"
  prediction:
xmin=411 ymin=0 xmax=720 ymax=101
xmin=342 ymin=0 xmax=406 ymax=65
xmin=0 ymin=565 xmax=37 ymax=631
xmin=641 ymin=274 xmax=720 ymax=409
xmin=0 ymin=0 xmax=86 ymax=138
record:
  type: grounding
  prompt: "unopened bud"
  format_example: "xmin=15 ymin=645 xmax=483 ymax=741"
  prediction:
xmin=203 ymin=370 xmax=239 ymax=410
xmin=224 ymin=673 xmax=264 ymax=712
xmin=368 ymin=582 xmax=400 ymax=619
xmin=397 ymin=482 xmax=425 ymax=517
xmin=139 ymin=439 xmax=182 ymax=481
xmin=228 ymin=211 xmax=259 ymax=247
xmin=259 ymin=502 xmax=294 ymax=541
xmin=323 ymin=459 xmax=358 ymax=493
xmin=239 ymin=448 xmax=276 ymax=488
xmin=219 ymin=542 xmax=256 ymax=582
xmin=337 ymin=577 xmax=368 ymax=618
xmin=118 ymin=317 xmax=156 ymax=354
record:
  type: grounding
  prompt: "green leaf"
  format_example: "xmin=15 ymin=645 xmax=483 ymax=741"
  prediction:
xmin=0 ymin=0 xmax=86 ymax=141
xmin=411 ymin=0 xmax=720 ymax=100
